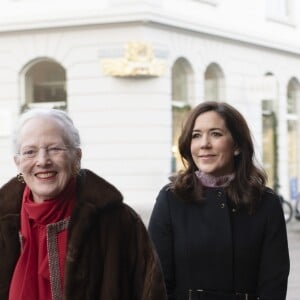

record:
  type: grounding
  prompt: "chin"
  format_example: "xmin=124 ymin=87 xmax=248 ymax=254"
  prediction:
xmin=34 ymin=191 xmax=59 ymax=201
xmin=200 ymin=168 xmax=215 ymax=174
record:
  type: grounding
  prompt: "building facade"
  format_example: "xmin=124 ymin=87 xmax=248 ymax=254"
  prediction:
xmin=0 ymin=0 xmax=300 ymax=222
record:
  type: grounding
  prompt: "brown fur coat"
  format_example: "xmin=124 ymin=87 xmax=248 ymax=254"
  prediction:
xmin=0 ymin=169 xmax=166 ymax=300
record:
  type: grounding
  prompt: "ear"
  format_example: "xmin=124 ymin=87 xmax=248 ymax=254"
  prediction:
xmin=76 ymin=148 xmax=82 ymax=161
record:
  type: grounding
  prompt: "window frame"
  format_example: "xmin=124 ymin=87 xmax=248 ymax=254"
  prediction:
xmin=266 ymin=0 xmax=295 ymax=26
xmin=21 ymin=59 xmax=67 ymax=112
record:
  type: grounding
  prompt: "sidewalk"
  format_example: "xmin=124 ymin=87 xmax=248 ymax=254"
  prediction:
xmin=286 ymin=219 xmax=300 ymax=300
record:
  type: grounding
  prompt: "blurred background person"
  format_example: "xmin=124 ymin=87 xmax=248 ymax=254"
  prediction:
xmin=149 ymin=101 xmax=289 ymax=300
xmin=0 ymin=108 xmax=166 ymax=300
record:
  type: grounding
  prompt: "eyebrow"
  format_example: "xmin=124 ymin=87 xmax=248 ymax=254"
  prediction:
xmin=192 ymin=127 xmax=224 ymax=132
xmin=21 ymin=143 xmax=62 ymax=149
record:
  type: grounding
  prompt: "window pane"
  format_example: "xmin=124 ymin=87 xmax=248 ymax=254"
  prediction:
xmin=267 ymin=0 xmax=289 ymax=18
xmin=262 ymin=112 xmax=276 ymax=189
xmin=33 ymin=83 xmax=66 ymax=103
xmin=25 ymin=61 xmax=67 ymax=104
xmin=204 ymin=63 xmax=225 ymax=102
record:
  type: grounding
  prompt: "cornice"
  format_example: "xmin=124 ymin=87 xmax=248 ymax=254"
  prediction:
xmin=0 ymin=7 xmax=299 ymax=57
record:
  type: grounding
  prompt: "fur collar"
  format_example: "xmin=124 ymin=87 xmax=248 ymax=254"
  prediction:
xmin=0 ymin=169 xmax=123 ymax=216
xmin=76 ymin=169 xmax=123 ymax=209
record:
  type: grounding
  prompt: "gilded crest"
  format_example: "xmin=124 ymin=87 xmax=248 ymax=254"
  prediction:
xmin=101 ymin=41 xmax=166 ymax=77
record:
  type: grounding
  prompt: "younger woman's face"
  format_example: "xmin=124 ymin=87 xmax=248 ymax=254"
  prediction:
xmin=190 ymin=111 xmax=238 ymax=177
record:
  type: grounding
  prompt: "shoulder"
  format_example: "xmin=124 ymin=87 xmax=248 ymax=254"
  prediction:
xmin=157 ymin=183 xmax=180 ymax=200
xmin=260 ymin=187 xmax=281 ymax=209
xmin=104 ymin=203 xmax=150 ymax=243
xmin=76 ymin=169 xmax=123 ymax=209
xmin=155 ymin=183 xmax=184 ymax=208
xmin=150 ymin=184 xmax=186 ymax=221
xmin=256 ymin=187 xmax=285 ymax=220
xmin=119 ymin=203 xmax=145 ymax=225
xmin=81 ymin=170 xmax=145 ymax=221
xmin=0 ymin=176 xmax=24 ymax=215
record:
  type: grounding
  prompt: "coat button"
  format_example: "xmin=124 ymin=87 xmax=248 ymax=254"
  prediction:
xmin=220 ymin=203 xmax=225 ymax=208
xmin=217 ymin=191 xmax=222 ymax=198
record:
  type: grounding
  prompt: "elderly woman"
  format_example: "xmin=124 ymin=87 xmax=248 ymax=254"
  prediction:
xmin=0 ymin=108 xmax=166 ymax=300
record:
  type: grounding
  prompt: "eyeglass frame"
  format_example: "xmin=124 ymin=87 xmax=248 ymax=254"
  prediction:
xmin=16 ymin=145 xmax=72 ymax=160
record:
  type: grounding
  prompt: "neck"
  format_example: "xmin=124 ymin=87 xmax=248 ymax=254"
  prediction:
xmin=195 ymin=170 xmax=235 ymax=188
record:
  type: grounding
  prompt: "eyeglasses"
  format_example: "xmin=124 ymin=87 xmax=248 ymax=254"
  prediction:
xmin=17 ymin=146 xmax=70 ymax=159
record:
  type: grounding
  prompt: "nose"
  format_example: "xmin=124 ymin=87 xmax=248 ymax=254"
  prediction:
xmin=200 ymin=134 xmax=211 ymax=148
xmin=36 ymin=148 xmax=51 ymax=165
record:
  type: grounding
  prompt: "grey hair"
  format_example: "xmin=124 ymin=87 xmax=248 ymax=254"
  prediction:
xmin=13 ymin=108 xmax=81 ymax=154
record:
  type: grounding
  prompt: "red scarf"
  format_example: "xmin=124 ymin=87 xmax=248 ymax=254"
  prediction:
xmin=9 ymin=180 xmax=75 ymax=300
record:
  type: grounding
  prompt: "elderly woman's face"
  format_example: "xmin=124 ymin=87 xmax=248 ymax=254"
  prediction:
xmin=14 ymin=117 xmax=80 ymax=203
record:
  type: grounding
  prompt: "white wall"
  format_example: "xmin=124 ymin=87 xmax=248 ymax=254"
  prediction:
xmin=0 ymin=0 xmax=300 ymax=222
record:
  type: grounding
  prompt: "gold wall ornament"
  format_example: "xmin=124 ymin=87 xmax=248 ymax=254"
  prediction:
xmin=101 ymin=41 xmax=166 ymax=77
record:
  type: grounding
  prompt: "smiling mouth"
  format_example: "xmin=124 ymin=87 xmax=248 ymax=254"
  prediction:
xmin=200 ymin=155 xmax=215 ymax=158
xmin=35 ymin=172 xmax=57 ymax=179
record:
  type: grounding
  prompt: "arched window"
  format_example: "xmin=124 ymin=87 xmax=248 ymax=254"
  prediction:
xmin=261 ymin=73 xmax=278 ymax=190
xmin=23 ymin=59 xmax=67 ymax=111
xmin=287 ymin=77 xmax=300 ymax=199
xmin=204 ymin=62 xmax=225 ymax=102
xmin=171 ymin=57 xmax=194 ymax=173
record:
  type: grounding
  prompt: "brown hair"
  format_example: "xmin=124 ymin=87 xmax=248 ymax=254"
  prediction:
xmin=171 ymin=101 xmax=267 ymax=212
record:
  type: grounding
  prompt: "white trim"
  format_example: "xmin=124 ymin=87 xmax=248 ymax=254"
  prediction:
xmin=266 ymin=14 xmax=295 ymax=27
xmin=26 ymin=101 xmax=67 ymax=109
xmin=0 ymin=9 xmax=299 ymax=57
xmin=286 ymin=114 xmax=298 ymax=121
xmin=192 ymin=0 xmax=218 ymax=6
xmin=172 ymin=100 xmax=191 ymax=108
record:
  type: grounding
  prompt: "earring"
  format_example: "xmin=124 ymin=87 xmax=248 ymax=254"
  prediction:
xmin=17 ymin=173 xmax=25 ymax=183
xmin=234 ymin=150 xmax=240 ymax=156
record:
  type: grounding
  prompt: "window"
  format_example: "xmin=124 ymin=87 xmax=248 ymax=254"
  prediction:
xmin=23 ymin=60 xmax=67 ymax=111
xmin=287 ymin=78 xmax=299 ymax=114
xmin=267 ymin=0 xmax=289 ymax=18
xmin=171 ymin=58 xmax=194 ymax=173
xmin=262 ymin=100 xmax=277 ymax=189
xmin=287 ymin=77 xmax=300 ymax=199
xmin=261 ymin=73 xmax=278 ymax=190
xmin=266 ymin=0 xmax=293 ymax=24
xmin=204 ymin=63 xmax=225 ymax=102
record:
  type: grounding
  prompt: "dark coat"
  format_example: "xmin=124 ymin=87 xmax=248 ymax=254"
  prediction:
xmin=0 ymin=169 xmax=167 ymax=300
xmin=148 ymin=185 xmax=290 ymax=300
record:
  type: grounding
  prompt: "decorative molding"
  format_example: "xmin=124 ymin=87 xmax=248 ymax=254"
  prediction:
xmin=101 ymin=41 xmax=166 ymax=77
xmin=192 ymin=0 xmax=218 ymax=6
xmin=1 ymin=9 xmax=299 ymax=57
xmin=266 ymin=14 xmax=296 ymax=27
